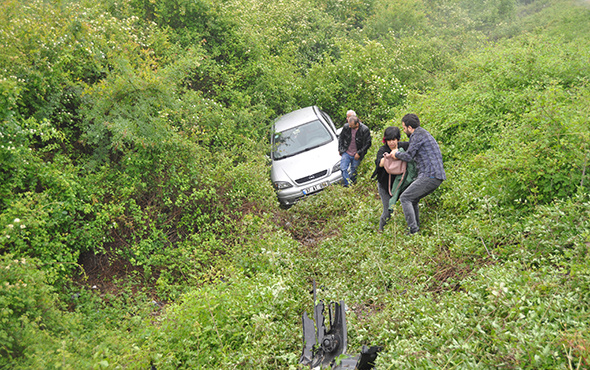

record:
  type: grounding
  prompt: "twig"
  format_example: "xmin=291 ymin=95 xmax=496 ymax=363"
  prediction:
xmin=580 ymin=150 xmax=588 ymax=189
xmin=479 ymin=236 xmax=493 ymax=260
xmin=207 ymin=300 xmax=224 ymax=352
xmin=371 ymin=242 xmax=387 ymax=285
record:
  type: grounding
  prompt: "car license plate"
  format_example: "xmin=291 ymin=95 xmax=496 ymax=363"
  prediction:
xmin=302 ymin=182 xmax=328 ymax=195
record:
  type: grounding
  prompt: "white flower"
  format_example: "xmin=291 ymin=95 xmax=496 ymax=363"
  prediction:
xmin=14 ymin=218 xmax=20 ymax=223
xmin=7 ymin=224 xmax=13 ymax=229
xmin=20 ymin=224 xmax=26 ymax=229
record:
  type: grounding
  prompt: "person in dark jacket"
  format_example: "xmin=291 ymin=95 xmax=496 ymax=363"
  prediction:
xmin=391 ymin=114 xmax=446 ymax=235
xmin=338 ymin=114 xmax=372 ymax=186
xmin=372 ymin=126 xmax=409 ymax=232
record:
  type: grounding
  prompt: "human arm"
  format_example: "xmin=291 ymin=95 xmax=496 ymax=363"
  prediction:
xmin=380 ymin=151 xmax=396 ymax=167
xmin=338 ymin=125 xmax=349 ymax=155
xmin=375 ymin=146 xmax=389 ymax=168
xmin=394 ymin=133 xmax=422 ymax=162
xmin=356 ymin=125 xmax=372 ymax=159
xmin=379 ymin=140 xmax=399 ymax=167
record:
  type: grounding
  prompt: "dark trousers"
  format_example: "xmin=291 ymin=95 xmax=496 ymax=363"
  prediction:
xmin=399 ymin=177 xmax=442 ymax=233
xmin=377 ymin=183 xmax=391 ymax=231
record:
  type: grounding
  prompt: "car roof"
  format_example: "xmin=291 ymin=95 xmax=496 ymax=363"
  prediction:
xmin=273 ymin=106 xmax=321 ymax=132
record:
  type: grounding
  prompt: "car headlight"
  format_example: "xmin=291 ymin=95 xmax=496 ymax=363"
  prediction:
xmin=332 ymin=160 xmax=341 ymax=173
xmin=274 ymin=181 xmax=293 ymax=190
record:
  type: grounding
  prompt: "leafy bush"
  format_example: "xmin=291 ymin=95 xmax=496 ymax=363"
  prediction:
xmin=404 ymin=30 xmax=590 ymax=210
xmin=365 ymin=0 xmax=428 ymax=38
xmin=148 ymin=273 xmax=304 ymax=369
xmin=0 ymin=255 xmax=61 ymax=365
xmin=371 ymin=262 xmax=590 ymax=369
xmin=0 ymin=254 xmax=158 ymax=369
xmin=302 ymin=40 xmax=407 ymax=127
xmin=2 ymin=0 xmax=590 ymax=368
xmin=0 ymin=118 xmax=106 ymax=281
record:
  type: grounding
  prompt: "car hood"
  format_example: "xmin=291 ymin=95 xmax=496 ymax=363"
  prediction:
xmin=271 ymin=140 xmax=340 ymax=183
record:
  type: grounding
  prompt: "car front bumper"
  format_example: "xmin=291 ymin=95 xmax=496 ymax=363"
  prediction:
xmin=276 ymin=171 xmax=343 ymax=206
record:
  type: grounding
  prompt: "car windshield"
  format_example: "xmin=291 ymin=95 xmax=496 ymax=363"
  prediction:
xmin=272 ymin=119 xmax=333 ymax=160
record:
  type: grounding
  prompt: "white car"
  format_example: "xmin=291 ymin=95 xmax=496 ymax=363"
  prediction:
xmin=270 ymin=106 xmax=343 ymax=207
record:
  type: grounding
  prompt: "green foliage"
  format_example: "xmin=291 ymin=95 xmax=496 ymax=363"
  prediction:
xmin=0 ymin=118 xmax=106 ymax=280
xmin=302 ymin=40 xmax=407 ymax=127
xmin=0 ymin=255 xmax=60 ymax=365
xmin=482 ymin=82 xmax=589 ymax=206
xmin=1 ymin=0 xmax=590 ymax=368
xmin=127 ymin=0 xmax=235 ymax=50
xmin=0 ymin=0 xmax=85 ymax=121
xmin=319 ymin=0 xmax=374 ymax=29
xmin=456 ymin=0 xmax=518 ymax=31
xmin=229 ymin=0 xmax=346 ymax=68
xmin=366 ymin=0 xmax=428 ymax=37
xmin=81 ymin=61 xmax=178 ymax=164
xmin=0 ymin=253 xmax=156 ymax=368
xmin=371 ymin=262 xmax=590 ymax=369
xmin=0 ymin=75 xmax=21 ymax=122
xmin=148 ymin=273 xmax=304 ymax=368
xmin=0 ymin=0 xmax=172 ymax=154
xmin=407 ymin=29 xmax=590 ymax=209
xmin=518 ymin=194 xmax=590 ymax=269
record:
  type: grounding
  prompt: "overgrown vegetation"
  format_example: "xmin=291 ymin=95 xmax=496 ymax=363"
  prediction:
xmin=1 ymin=0 xmax=589 ymax=368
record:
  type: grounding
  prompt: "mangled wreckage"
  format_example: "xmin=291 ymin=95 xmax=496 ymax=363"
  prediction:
xmin=299 ymin=283 xmax=382 ymax=369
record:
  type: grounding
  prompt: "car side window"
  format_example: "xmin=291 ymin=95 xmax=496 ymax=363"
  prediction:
xmin=320 ymin=110 xmax=337 ymax=133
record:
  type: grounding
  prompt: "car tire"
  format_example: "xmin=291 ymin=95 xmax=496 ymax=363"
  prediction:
xmin=279 ymin=200 xmax=292 ymax=210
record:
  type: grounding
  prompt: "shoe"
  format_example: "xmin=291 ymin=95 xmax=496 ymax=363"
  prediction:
xmin=405 ymin=229 xmax=420 ymax=236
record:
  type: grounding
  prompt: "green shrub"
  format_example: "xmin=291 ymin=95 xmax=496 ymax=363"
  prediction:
xmin=404 ymin=30 xmax=590 ymax=211
xmin=371 ymin=262 xmax=590 ymax=369
xmin=148 ymin=274 xmax=304 ymax=369
xmin=302 ymin=40 xmax=407 ymax=127
xmin=0 ymin=253 xmax=156 ymax=369
xmin=365 ymin=0 xmax=428 ymax=38
xmin=0 ymin=255 xmax=61 ymax=365
xmin=0 ymin=118 xmax=105 ymax=281
xmin=1 ymin=0 xmax=589 ymax=368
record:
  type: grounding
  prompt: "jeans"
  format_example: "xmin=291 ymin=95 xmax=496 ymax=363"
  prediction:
xmin=340 ymin=152 xmax=360 ymax=187
xmin=399 ymin=177 xmax=443 ymax=234
xmin=378 ymin=183 xmax=391 ymax=231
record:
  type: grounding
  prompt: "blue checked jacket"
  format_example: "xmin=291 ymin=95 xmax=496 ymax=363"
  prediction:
xmin=395 ymin=127 xmax=446 ymax=181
